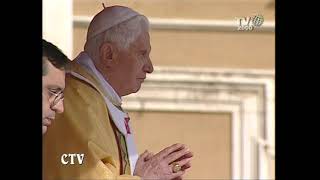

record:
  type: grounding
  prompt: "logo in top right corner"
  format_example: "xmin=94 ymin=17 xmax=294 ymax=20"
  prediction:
xmin=237 ymin=14 xmax=264 ymax=31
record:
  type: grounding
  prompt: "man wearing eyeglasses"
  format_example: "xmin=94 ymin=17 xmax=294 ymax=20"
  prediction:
xmin=42 ymin=39 xmax=69 ymax=135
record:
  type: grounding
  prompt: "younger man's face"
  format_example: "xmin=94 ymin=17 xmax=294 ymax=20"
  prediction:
xmin=42 ymin=57 xmax=65 ymax=135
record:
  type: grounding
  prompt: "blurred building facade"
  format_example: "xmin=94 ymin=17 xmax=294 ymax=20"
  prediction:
xmin=43 ymin=0 xmax=275 ymax=179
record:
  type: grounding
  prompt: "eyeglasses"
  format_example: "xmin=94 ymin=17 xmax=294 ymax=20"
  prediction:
xmin=48 ymin=90 xmax=64 ymax=109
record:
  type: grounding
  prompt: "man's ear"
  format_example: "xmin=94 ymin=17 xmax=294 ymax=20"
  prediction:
xmin=99 ymin=42 xmax=113 ymax=67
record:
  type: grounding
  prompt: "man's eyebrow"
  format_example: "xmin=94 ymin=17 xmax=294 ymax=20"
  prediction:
xmin=47 ymin=86 xmax=63 ymax=91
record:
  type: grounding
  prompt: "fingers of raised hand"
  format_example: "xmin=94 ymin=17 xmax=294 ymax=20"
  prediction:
xmin=170 ymin=157 xmax=192 ymax=170
xmin=164 ymin=148 xmax=191 ymax=164
xmin=156 ymin=143 xmax=185 ymax=159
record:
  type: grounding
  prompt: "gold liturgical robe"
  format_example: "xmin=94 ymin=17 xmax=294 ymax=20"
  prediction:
xmin=43 ymin=60 xmax=140 ymax=180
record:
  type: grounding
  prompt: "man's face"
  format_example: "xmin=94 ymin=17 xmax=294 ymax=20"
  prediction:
xmin=110 ymin=31 xmax=154 ymax=96
xmin=42 ymin=58 xmax=65 ymax=135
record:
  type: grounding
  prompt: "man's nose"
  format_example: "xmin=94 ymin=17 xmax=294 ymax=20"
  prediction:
xmin=143 ymin=56 xmax=154 ymax=74
xmin=52 ymin=100 xmax=64 ymax=114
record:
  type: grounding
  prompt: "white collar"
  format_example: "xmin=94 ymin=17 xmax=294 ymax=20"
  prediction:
xmin=75 ymin=52 xmax=122 ymax=107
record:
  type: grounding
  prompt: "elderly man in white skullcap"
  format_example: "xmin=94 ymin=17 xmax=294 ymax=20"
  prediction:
xmin=43 ymin=5 xmax=193 ymax=180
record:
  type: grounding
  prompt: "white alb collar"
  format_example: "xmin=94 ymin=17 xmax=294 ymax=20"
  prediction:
xmin=75 ymin=52 xmax=122 ymax=106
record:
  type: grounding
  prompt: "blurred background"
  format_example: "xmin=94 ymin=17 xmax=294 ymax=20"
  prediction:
xmin=43 ymin=0 xmax=275 ymax=179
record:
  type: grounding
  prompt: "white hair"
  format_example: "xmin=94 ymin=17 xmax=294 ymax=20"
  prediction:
xmin=84 ymin=15 xmax=149 ymax=62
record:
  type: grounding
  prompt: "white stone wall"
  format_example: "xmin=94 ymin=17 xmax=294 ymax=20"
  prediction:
xmin=42 ymin=0 xmax=73 ymax=58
